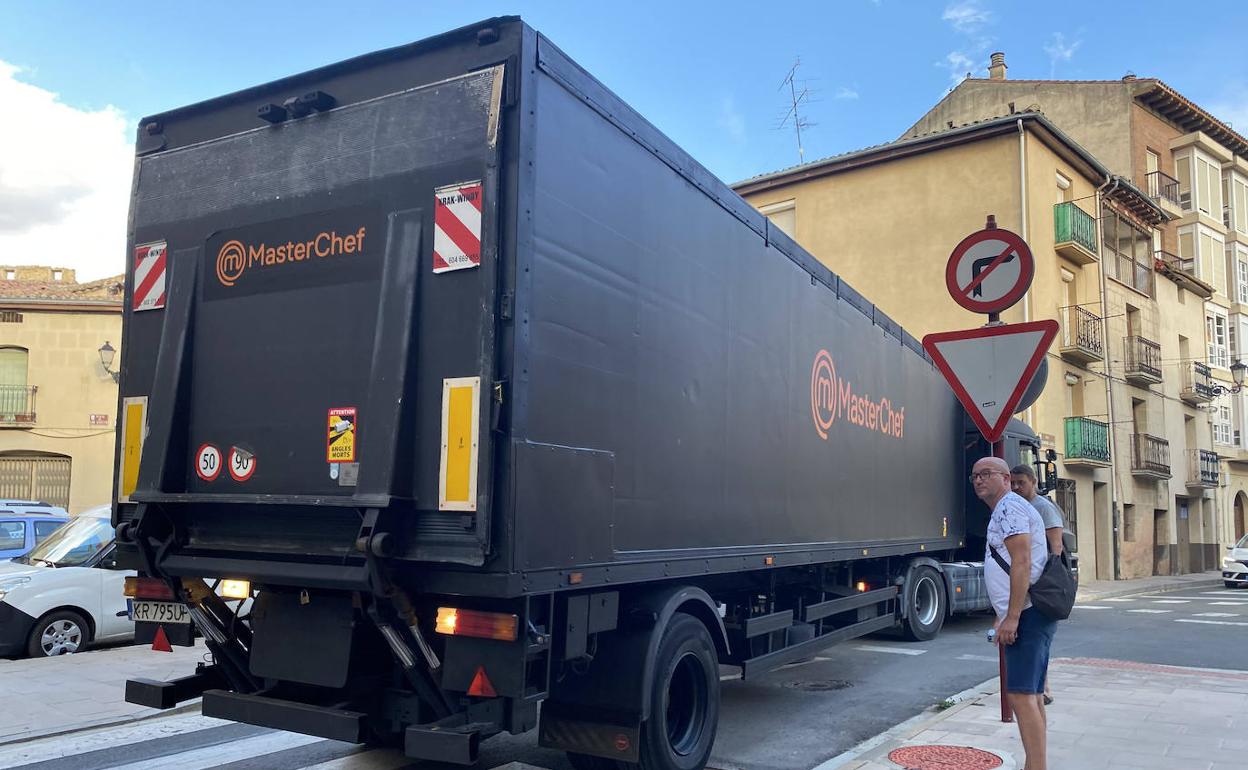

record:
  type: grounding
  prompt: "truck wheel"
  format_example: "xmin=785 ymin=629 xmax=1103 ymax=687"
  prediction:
xmin=633 ymin=612 xmax=720 ymax=770
xmin=27 ymin=610 xmax=89 ymax=658
xmin=901 ymin=566 xmax=946 ymax=642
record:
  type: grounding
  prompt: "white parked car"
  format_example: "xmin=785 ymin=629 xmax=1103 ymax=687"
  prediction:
xmin=0 ymin=506 xmax=135 ymax=658
xmin=1225 ymin=533 xmax=1248 ymax=589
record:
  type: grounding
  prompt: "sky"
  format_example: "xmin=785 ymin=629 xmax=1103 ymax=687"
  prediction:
xmin=2 ymin=0 xmax=1247 ymax=280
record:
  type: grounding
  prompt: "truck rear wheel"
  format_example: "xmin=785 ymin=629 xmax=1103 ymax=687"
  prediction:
xmin=901 ymin=565 xmax=946 ymax=642
xmin=633 ymin=612 xmax=720 ymax=770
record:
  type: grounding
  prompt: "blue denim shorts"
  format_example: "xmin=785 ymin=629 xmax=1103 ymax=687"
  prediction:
xmin=1003 ymin=606 xmax=1057 ymax=694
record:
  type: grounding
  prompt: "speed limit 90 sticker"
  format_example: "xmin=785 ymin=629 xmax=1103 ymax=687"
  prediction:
xmin=228 ymin=447 xmax=256 ymax=482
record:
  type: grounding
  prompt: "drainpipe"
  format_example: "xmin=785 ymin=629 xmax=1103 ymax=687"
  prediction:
xmin=1017 ymin=120 xmax=1034 ymax=428
xmin=1096 ymin=175 xmax=1123 ymax=580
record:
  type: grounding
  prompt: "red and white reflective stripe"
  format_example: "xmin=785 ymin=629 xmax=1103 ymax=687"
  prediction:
xmin=432 ymin=181 xmax=483 ymax=274
xmin=133 ymin=241 xmax=167 ymax=311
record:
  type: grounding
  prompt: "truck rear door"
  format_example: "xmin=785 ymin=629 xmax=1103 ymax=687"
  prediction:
xmin=118 ymin=65 xmax=506 ymax=567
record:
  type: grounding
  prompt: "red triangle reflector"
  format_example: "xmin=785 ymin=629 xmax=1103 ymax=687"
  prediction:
xmin=152 ymin=625 xmax=173 ymax=652
xmin=467 ymin=665 xmax=497 ymax=697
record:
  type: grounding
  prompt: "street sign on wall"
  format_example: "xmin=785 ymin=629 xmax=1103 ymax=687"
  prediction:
xmin=922 ymin=320 xmax=1058 ymax=443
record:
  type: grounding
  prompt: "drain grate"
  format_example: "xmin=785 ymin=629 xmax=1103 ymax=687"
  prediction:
xmin=784 ymin=679 xmax=852 ymax=691
xmin=887 ymin=744 xmax=1003 ymax=769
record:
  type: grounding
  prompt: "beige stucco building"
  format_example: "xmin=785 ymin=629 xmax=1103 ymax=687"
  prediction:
xmin=901 ymin=54 xmax=1248 ymax=572
xmin=0 ymin=266 xmax=123 ymax=513
xmin=734 ymin=112 xmax=1213 ymax=581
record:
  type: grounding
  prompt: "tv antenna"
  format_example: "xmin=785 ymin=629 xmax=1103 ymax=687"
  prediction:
xmin=776 ymin=58 xmax=818 ymax=163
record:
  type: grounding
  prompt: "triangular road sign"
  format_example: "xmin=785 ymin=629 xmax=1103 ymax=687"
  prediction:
xmin=922 ymin=320 xmax=1059 ymax=443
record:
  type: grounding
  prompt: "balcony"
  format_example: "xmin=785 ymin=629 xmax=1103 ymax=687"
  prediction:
xmin=1064 ymin=416 xmax=1111 ymax=468
xmin=0 ymin=385 xmax=36 ymax=426
xmin=1186 ymin=449 xmax=1219 ymax=489
xmin=1124 ymin=336 xmax=1163 ymax=386
xmin=1054 ymin=202 xmax=1098 ymax=264
xmin=1059 ymin=305 xmax=1104 ymax=364
xmin=1146 ymin=170 xmax=1183 ymax=217
xmin=1131 ymin=433 xmax=1171 ymax=479
xmin=1154 ymin=250 xmax=1214 ymax=298
xmin=1180 ymin=361 xmax=1215 ymax=404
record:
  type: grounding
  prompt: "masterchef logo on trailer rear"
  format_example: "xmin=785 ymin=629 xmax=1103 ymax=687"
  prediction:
xmin=204 ymin=205 xmax=383 ymax=300
xmin=810 ymin=350 xmax=905 ymax=441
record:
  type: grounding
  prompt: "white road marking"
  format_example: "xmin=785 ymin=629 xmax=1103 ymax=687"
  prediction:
xmin=1101 ymin=598 xmax=1135 ymax=602
xmin=1074 ymin=605 xmax=1112 ymax=609
xmin=957 ymin=654 xmax=1000 ymax=662
xmin=1151 ymin=599 xmax=1189 ymax=604
xmin=1209 ymin=601 xmax=1248 ymax=606
xmin=1135 ymin=594 xmax=1247 ymax=601
xmin=854 ymin=644 xmax=927 ymax=656
xmin=1201 ymin=590 xmax=1248 ymax=595
xmin=1176 ymin=618 xmax=1248 ymax=627
xmin=106 ymin=730 xmax=323 ymax=770
xmin=1194 ymin=612 xmax=1240 ymax=618
xmin=1126 ymin=609 xmax=1172 ymax=614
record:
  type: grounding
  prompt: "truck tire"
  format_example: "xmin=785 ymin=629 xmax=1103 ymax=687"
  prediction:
xmin=27 ymin=609 xmax=90 ymax=658
xmin=901 ymin=565 xmax=946 ymax=642
xmin=632 ymin=612 xmax=720 ymax=770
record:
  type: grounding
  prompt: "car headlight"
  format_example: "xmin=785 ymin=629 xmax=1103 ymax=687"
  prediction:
xmin=0 ymin=576 xmax=31 ymax=601
xmin=1226 ymin=557 xmax=1240 ymax=569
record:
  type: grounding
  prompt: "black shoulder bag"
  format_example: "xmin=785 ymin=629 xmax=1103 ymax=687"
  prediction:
xmin=989 ymin=543 xmax=1078 ymax=621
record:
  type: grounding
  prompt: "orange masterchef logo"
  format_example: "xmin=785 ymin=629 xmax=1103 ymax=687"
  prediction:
xmin=215 ymin=226 xmax=369 ymax=287
xmin=810 ymin=349 xmax=906 ymax=441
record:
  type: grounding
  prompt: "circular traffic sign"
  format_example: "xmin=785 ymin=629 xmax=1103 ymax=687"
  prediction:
xmin=945 ymin=227 xmax=1034 ymax=314
xmin=228 ymin=447 xmax=256 ymax=482
xmin=195 ymin=444 xmax=222 ymax=482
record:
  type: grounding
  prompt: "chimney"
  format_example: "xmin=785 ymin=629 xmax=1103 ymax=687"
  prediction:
xmin=988 ymin=52 xmax=1007 ymax=80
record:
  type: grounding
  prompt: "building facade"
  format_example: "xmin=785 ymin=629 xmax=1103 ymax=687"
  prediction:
xmin=0 ymin=267 xmax=123 ymax=512
xmin=734 ymin=113 xmax=1203 ymax=581
xmin=903 ymin=56 xmax=1248 ymax=567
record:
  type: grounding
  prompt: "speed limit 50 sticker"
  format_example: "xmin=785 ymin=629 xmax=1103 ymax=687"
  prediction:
xmin=196 ymin=444 xmax=222 ymax=482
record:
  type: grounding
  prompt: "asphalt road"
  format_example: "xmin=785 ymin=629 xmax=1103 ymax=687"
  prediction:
xmin=4 ymin=585 xmax=1245 ymax=770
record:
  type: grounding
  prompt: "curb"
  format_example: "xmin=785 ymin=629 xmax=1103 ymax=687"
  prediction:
xmin=811 ymin=677 xmax=1002 ymax=770
xmin=0 ymin=700 xmax=202 ymax=748
xmin=1076 ymin=575 xmax=1222 ymax=604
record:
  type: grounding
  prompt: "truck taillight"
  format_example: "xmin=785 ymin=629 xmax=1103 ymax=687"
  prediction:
xmin=124 ymin=577 xmax=174 ymax=600
xmin=435 ymin=607 xmax=518 ymax=642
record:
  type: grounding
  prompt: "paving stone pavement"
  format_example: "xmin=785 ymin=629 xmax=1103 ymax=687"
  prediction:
xmin=835 ymin=657 xmax=1248 ymax=770
xmin=0 ymin=641 xmax=205 ymax=745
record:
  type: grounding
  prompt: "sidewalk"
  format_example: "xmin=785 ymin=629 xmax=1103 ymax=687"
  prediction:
xmin=1076 ymin=569 xmax=1222 ymax=603
xmin=0 ymin=641 xmax=205 ymax=745
xmin=832 ymin=657 xmax=1247 ymax=770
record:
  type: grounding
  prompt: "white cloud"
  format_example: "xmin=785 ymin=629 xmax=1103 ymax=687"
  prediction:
xmin=835 ymin=86 xmax=860 ymax=100
xmin=1043 ymin=32 xmax=1081 ymax=77
xmin=718 ymin=95 xmax=746 ymax=144
xmin=940 ymin=51 xmax=976 ymax=90
xmin=0 ymin=61 xmax=132 ymax=281
xmin=942 ymin=1 xmax=991 ymax=34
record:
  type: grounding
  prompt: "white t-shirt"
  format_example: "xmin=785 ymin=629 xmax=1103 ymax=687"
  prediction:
xmin=984 ymin=491 xmax=1048 ymax=618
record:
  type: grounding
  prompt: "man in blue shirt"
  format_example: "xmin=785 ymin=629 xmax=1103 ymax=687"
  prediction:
xmin=973 ymin=456 xmax=1054 ymax=770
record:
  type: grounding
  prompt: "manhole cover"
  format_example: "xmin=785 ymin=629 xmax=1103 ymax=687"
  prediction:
xmin=785 ymin=679 xmax=852 ymax=691
xmin=887 ymin=744 xmax=1003 ymax=769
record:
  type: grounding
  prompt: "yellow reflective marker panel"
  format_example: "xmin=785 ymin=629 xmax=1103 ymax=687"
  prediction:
xmin=118 ymin=396 xmax=148 ymax=503
xmin=439 ymin=377 xmax=480 ymax=511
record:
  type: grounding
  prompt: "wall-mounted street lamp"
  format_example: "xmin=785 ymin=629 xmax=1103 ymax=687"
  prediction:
xmin=98 ymin=341 xmax=119 ymax=384
xmin=1210 ymin=360 xmax=1247 ymax=396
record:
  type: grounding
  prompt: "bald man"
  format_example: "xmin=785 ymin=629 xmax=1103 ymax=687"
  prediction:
xmin=972 ymin=456 xmax=1054 ymax=770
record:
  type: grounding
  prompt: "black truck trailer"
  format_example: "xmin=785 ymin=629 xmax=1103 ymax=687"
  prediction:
xmin=111 ymin=17 xmax=1047 ymax=768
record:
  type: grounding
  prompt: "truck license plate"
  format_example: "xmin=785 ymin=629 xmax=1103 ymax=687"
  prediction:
xmin=129 ymin=600 xmax=191 ymax=625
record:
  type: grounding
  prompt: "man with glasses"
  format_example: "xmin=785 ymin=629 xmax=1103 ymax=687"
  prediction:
xmin=972 ymin=456 xmax=1053 ymax=770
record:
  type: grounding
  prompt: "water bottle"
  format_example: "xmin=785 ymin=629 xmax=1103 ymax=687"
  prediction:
xmin=987 ymin=627 xmax=997 ymax=644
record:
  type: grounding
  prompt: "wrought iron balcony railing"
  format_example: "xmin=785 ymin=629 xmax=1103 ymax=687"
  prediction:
xmin=1064 ymin=417 xmax=1111 ymax=465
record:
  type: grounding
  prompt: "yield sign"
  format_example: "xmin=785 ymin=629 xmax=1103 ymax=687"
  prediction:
xmin=921 ymin=320 xmax=1059 ymax=443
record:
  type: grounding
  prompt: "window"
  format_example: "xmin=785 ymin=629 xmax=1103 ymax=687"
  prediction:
xmin=1055 ymin=172 xmax=1071 ymax=205
xmin=759 ymin=199 xmax=796 ymax=238
xmin=1176 ymin=155 xmax=1192 ymax=210
xmin=1239 ymin=258 xmax=1248 ymax=305
xmin=1215 ymin=401 xmax=1234 ymax=446
xmin=1208 ymin=310 xmax=1229 ymax=368
xmin=1101 ymin=204 xmax=1153 ymax=295
xmin=1146 ymin=151 xmax=1159 ymax=174
xmin=0 ymin=311 xmax=21 ymax=324
xmin=1232 ymin=175 xmax=1248 ymax=235
xmin=52 ymin=270 xmax=62 ymax=282
xmin=33 ymin=521 xmax=62 ymax=543
xmin=0 ymin=347 xmax=30 ymax=419
xmin=1180 ymin=224 xmax=1227 ymax=294
xmin=0 ymin=521 xmax=25 ymax=550
xmin=1197 ymin=154 xmax=1222 ymax=217
xmin=3 ymin=270 xmax=13 ymax=281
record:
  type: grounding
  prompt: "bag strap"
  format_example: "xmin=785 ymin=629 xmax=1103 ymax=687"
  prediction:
xmin=988 ymin=544 xmax=1011 ymax=574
